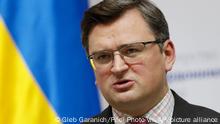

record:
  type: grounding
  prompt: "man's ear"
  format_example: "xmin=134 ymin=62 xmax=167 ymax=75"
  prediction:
xmin=163 ymin=40 xmax=176 ymax=72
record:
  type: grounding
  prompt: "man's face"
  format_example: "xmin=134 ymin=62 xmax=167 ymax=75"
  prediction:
xmin=88 ymin=9 xmax=175 ymax=113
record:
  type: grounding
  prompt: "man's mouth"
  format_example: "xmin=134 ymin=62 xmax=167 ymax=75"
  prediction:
xmin=112 ymin=79 xmax=135 ymax=92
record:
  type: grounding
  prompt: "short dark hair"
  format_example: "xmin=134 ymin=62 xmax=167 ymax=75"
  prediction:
xmin=81 ymin=0 xmax=169 ymax=54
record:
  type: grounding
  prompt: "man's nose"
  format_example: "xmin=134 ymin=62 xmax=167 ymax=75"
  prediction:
xmin=110 ymin=52 xmax=129 ymax=74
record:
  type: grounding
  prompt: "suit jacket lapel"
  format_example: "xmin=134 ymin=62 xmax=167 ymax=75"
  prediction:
xmin=93 ymin=106 xmax=114 ymax=124
xmin=172 ymin=90 xmax=190 ymax=118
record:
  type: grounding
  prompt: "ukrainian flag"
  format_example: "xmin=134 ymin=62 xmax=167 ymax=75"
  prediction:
xmin=0 ymin=0 xmax=100 ymax=124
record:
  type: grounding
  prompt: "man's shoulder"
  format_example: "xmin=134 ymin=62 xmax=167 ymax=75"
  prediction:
xmin=172 ymin=90 xmax=220 ymax=123
xmin=189 ymin=103 xmax=220 ymax=116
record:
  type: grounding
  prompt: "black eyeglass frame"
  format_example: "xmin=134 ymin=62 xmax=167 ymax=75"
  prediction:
xmin=88 ymin=39 xmax=165 ymax=60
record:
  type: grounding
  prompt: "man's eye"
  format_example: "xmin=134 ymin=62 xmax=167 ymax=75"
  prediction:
xmin=126 ymin=48 xmax=140 ymax=54
xmin=97 ymin=54 xmax=111 ymax=60
xmin=123 ymin=47 xmax=142 ymax=56
xmin=94 ymin=53 xmax=112 ymax=64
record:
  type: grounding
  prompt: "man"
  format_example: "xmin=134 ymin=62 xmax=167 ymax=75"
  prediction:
xmin=81 ymin=0 xmax=220 ymax=123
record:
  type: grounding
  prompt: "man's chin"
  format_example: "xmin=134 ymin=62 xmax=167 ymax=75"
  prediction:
xmin=111 ymin=91 xmax=139 ymax=105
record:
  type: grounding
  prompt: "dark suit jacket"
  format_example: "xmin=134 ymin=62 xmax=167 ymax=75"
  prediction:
xmin=83 ymin=90 xmax=220 ymax=124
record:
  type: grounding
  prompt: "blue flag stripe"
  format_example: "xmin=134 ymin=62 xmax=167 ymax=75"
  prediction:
xmin=0 ymin=0 xmax=100 ymax=120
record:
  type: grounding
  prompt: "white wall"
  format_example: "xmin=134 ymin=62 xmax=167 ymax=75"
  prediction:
xmin=89 ymin=0 xmax=220 ymax=112
xmin=154 ymin=0 xmax=220 ymax=112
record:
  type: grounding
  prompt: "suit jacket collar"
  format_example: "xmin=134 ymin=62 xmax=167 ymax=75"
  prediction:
xmin=171 ymin=90 xmax=191 ymax=118
xmin=93 ymin=106 xmax=114 ymax=124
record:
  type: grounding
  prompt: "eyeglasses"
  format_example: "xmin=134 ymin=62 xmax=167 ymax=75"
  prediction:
xmin=88 ymin=40 xmax=163 ymax=68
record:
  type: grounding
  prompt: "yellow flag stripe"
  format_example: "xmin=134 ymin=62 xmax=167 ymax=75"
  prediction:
xmin=0 ymin=18 xmax=60 ymax=124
